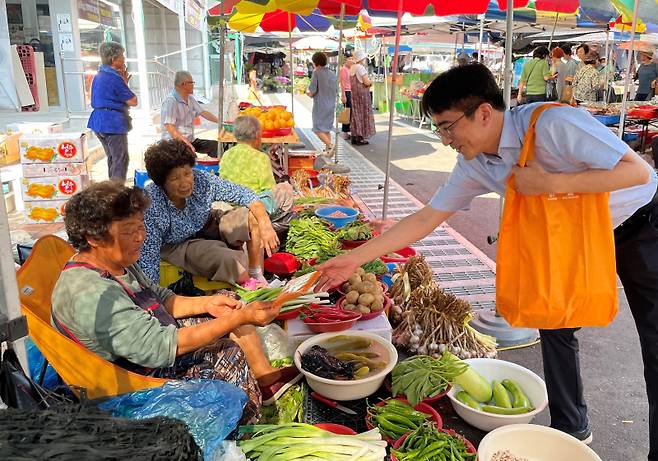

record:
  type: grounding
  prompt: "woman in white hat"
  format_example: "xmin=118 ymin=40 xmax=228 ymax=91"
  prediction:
xmin=635 ymin=51 xmax=658 ymax=101
xmin=348 ymin=50 xmax=376 ymax=145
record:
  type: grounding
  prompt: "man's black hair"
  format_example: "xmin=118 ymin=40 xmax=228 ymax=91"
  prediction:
xmin=421 ymin=64 xmax=505 ymax=118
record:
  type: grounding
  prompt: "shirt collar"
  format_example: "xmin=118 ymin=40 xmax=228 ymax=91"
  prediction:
xmin=172 ymin=89 xmax=188 ymax=104
xmin=497 ymin=109 xmax=522 ymax=152
xmin=99 ymin=64 xmax=120 ymax=75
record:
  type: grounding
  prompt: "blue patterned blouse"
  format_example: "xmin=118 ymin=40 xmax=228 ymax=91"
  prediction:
xmin=139 ymin=169 xmax=258 ymax=283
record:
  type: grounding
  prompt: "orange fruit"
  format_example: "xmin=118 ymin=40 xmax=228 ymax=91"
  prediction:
xmin=281 ymin=111 xmax=292 ymax=121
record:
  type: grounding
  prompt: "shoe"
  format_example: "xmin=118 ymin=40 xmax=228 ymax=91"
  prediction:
xmin=324 ymin=163 xmax=351 ymax=174
xmin=341 ymin=133 xmax=351 ymax=140
xmin=259 ymin=366 xmax=302 ymax=406
xmin=566 ymin=426 xmax=593 ymax=445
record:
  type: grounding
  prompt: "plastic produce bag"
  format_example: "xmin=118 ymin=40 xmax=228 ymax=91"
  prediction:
xmin=99 ymin=379 xmax=247 ymax=459
xmin=26 ymin=337 xmax=60 ymax=390
xmin=257 ymin=323 xmax=289 ymax=362
xmin=211 ymin=441 xmax=247 ymax=461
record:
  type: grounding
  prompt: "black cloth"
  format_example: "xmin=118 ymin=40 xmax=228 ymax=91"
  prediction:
xmin=636 ymin=93 xmax=651 ymax=102
xmin=192 ymin=138 xmax=218 ymax=158
xmin=652 ymin=136 xmax=658 ymax=169
xmin=342 ymin=90 xmax=352 ymax=133
xmin=524 ymin=94 xmax=547 ymax=104
xmin=96 ymin=132 xmax=129 ymax=181
xmin=540 ymin=192 xmax=658 ymax=461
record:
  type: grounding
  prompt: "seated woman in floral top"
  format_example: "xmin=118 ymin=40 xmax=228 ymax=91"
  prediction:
xmin=219 ymin=116 xmax=293 ymax=218
xmin=139 ymin=139 xmax=279 ymax=286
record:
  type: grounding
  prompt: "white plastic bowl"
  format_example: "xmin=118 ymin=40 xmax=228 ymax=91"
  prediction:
xmin=294 ymin=331 xmax=397 ymax=401
xmin=478 ymin=424 xmax=603 ymax=461
xmin=447 ymin=358 xmax=548 ymax=432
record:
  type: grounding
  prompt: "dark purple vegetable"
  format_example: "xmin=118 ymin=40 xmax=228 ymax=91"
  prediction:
xmin=300 ymin=345 xmax=354 ymax=380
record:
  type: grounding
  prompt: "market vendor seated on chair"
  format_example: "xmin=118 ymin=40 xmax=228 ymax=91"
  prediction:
xmin=161 ymin=70 xmax=219 ymax=158
xmin=139 ymin=139 xmax=280 ymax=287
xmin=51 ymin=182 xmax=302 ymax=420
xmin=219 ymin=115 xmax=294 ymax=218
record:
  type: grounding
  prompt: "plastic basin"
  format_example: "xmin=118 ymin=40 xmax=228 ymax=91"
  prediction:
xmin=390 ymin=429 xmax=476 ymax=461
xmin=447 ymin=358 xmax=548 ymax=432
xmin=336 ymin=295 xmax=390 ymax=321
xmin=365 ymin=397 xmax=443 ymax=443
xmin=294 ymin=331 xmax=398 ymax=401
xmin=380 ymin=247 xmax=417 ymax=263
xmin=478 ymin=424 xmax=603 ymax=461
xmin=303 ymin=314 xmax=361 ymax=333
xmin=315 ymin=206 xmax=359 ymax=229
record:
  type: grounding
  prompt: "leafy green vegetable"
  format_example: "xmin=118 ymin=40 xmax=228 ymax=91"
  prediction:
xmin=270 ymin=357 xmax=293 ymax=368
xmin=294 ymin=197 xmax=334 ymax=206
xmin=361 ymin=259 xmax=387 ymax=276
xmin=392 ymin=353 xmax=467 ymax=406
xmin=258 ymin=384 xmax=303 ymax=425
xmin=285 ymin=217 xmax=342 ymax=260
xmin=391 ymin=422 xmax=476 ymax=461
xmin=337 ymin=220 xmax=373 ymax=241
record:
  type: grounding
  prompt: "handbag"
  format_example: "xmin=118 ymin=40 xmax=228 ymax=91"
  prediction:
xmin=560 ymin=81 xmax=573 ymax=103
xmin=546 ymin=80 xmax=558 ymax=101
xmin=338 ymin=106 xmax=351 ymax=124
xmin=495 ymin=103 xmax=618 ymax=329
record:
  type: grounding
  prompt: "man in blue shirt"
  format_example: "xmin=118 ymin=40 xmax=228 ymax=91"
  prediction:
xmin=87 ymin=42 xmax=137 ymax=180
xmin=161 ymin=71 xmax=219 ymax=157
xmin=318 ymin=65 xmax=658 ymax=460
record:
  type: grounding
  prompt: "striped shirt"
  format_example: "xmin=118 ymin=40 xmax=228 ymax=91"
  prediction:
xmin=161 ymin=90 xmax=203 ymax=141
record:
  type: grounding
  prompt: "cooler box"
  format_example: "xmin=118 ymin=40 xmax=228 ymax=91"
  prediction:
xmin=20 ymin=133 xmax=88 ymax=164
xmin=24 ymin=199 xmax=67 ymax=223
xmin=21 ymin=175 xmax=88 ymax=201
xmin=22 ymin=162 xmax=87 ymax=178
xmin=0 ymin=133 xmax=20 ymax=166
xmin=194 ymin=157 xmax=219 ymax=175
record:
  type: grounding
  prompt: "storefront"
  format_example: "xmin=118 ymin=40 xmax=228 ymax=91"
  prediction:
xmin=0 ymin=0 xmax=211 ymax=115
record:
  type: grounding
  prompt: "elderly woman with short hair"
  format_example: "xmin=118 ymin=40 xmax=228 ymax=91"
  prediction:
xmin=87 ymin=41 xmax=138 ymax=181
xmin=52 ymin=182 xmax=301 ymax=420
xmin=219 ymin=116 xmax=293 ymax=217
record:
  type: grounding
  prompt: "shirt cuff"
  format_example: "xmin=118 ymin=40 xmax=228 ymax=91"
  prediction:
xmin=166 ymin=326 xmax=178 ymax=367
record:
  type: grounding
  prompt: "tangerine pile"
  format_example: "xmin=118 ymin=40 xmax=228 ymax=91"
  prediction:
xmin=238 ymin=106 xmax=295 ymax=130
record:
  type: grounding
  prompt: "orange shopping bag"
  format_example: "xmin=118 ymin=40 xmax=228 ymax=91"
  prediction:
xmin=496 ymin=104 xmax=618 ymax=329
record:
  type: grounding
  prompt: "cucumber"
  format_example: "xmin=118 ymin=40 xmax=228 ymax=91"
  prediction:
xmin=502 ymin=379 xmax=531 ymax=408
xmin=456 ymin=391 xmax=481 ymax=410
xmin=481 ymin=404 xmax=534 ymax=415
xmin=492 ymin=381 xmax=513 ymax=408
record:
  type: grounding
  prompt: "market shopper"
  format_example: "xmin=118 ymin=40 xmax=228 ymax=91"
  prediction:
xmin=87 ymin=41 xmax=137 ymax=181
xmin=339 ymin=56 xmax=354 ymax=139
xmin=52 ymin=182 xmax=301 ymax=420
xmin=557 ymin=44 xmax=579 ymax=101
xmin=572 ymin=51 xmax=602 ymax=103
xmin=576 ymin=44 xmax=590 ymax=68
xmin=317 ymin=64 xmax=658 ymax=460
xmin=161 ymin=71 xmax=219 ymax=157
xmin=138 ymin=139 xmax=279 ymax=286
xmin=635 ymin=52 xmax=658 ymax=101
xmin=219 ymin=116 xmax=294 ymax=217
xmin=349 ymin=50 xmax=376 ymax=146
xmin=517 ymin=46 xmax=552 ymax=104
xmin=306 ymin=52 xmax=338 ymax=153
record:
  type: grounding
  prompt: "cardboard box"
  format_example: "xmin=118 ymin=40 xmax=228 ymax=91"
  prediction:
xmin=0 ymin=133 xmax=20 ymax=166
xmin=20 ymin=133 xmax=88 ymax=164
xmin=24 ymin=199 xmax=68 ymax=224
xmin=6 ymin=122 xmax=63 ymax=135
xmin=285 ymin=312 xmax=393 ymax=352
xmin=21 ymin=162 xmax=87 ymax=178
xmin=21 ymin=175 xmax=88 ymax=201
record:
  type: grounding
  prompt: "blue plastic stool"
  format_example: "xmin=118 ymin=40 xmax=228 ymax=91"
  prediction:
xmin=194 ymin=159 xmax=220 ymax=176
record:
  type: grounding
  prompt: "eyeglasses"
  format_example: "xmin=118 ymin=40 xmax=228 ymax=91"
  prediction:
xmin=432 ymin=103 xmax=481 ymax=141
xmin=183 ymin=81 xmax=195 ymax=85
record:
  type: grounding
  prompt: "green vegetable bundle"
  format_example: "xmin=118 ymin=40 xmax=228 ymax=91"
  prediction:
xmin=337 ymin=220 xmax=373 ymax=241
xmin=390 ymin=423 xmax=476 ymax=461
xmin=239 ymin=423 xmax=387 ymax=460
xmin=392 ymin=354 xmax=467 ymax=406
xmin=361 ymin=259 xmax=388 ymax=276
xmin=258 ymin=384 xmax=303 ymax=425
xmin=367 ymin=399 xmax=430 ymax=440
xmin=235 ymin=287 xmax=283 ymax=303
xmin=285 ymin=217 xmax=342 ymax=260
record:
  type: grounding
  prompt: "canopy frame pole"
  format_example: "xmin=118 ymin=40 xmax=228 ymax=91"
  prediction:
xmin=334 ymin=3 xmax=346 ymax=163
xmin=217 ymin=6 xmax=226 ymax=156
xmin=382 ymin=0 xmax=403 ymax=220
xmin=604 ymin=28 xmax=611 ymax=105
xmin=288 ymin=13 xmax=295 ymax=117
xmin=383 ymin=37 xmax=389 ymax=113
xmin=618 ymin=0 xmax=640 ymax=140
xmin=478 ymin=15 xmax=485 ymax=63
xmin=547 ymin=13 xmax=559 ymax=51
xmin=503 ymin=0 xmax=514 ymax=108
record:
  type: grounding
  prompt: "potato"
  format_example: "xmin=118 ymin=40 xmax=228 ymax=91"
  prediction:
xmin=355 ymin=267 xmax=366 ymax=276
xmin=370 ymin=299 xmax=384 ymax=311
xmin=344 ymin=303 xmax=357 ymax=311
xmin=351 ymin=282 xmax=364 ymax=293
xmin=345 ymin=290 xmax=360 ymax=304
xmin=347 ymin=275 xmax=361 ymax=286
xmin=364 ymin=273 xmax=377 ymax=283
xmin=358 ymin=293 xmax=375 ymax=306
xmin=357 ymin=305 xmax=371 ymax=314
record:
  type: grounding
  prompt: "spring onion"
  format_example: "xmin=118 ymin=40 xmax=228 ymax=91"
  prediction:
xmin=238 ymin=423 xmax=387 ymax=460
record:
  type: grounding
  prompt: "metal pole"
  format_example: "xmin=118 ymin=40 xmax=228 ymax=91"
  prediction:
xmin=288 ymin=13 xmax=294 ymax=117
xmin=334 ymin=3 xmax=346 ymax=162
xmin=478 ymin=15 xmax=485 ymax=63
xmin=618 ymin=0 xmax=640 ymax=140
xmin=383 ymin=39 xmax=389 ymax=112
xmin=503 ymin=0 xmax=514 ymax=108
xmin=132 ymin=0 xmax=151 ymax=112
xmin=382 ymin=0 xmax=403 ymax=220
xmin=604 ymin=28 xmax=611 ymax=104
xmin=547 ymin=13 xmax=559 ymax=51
xmin=217 ymin=16 xmax=226 ymax=154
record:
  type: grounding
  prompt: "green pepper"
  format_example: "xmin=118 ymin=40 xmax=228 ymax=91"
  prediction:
xmin=502 ymin=379 xmax=531 ymax=408
xmin=456 ymin=391 xmax=481 ymax=410
xmin=481 ymin=404 xmax=534 ymax=415
xmin=492 ymin=381 xmax=513 ymax=408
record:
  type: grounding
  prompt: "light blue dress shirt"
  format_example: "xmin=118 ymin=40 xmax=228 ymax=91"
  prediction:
xmin=429 ymin=102 xmax=657 ymax=228
xmin=160 ymin=90 xmax=203 ymax=141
